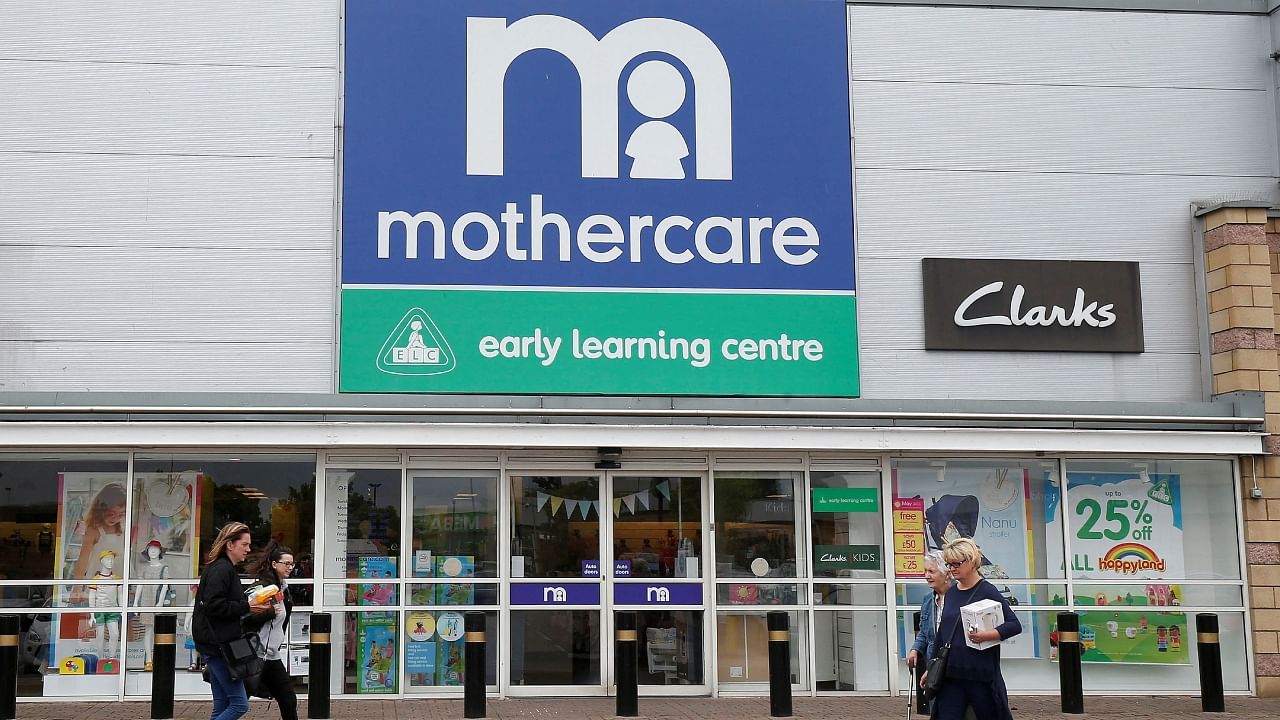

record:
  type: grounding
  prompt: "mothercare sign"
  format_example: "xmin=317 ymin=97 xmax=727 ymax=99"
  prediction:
xmin=340 ymin=0 xmax=858 ymax=395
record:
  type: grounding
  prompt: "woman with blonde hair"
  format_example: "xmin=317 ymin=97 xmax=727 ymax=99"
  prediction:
xmin=192 ymin=522 xmax=272 ymax=720
xmin=924 ymin=537 xmax=1020 ymax=720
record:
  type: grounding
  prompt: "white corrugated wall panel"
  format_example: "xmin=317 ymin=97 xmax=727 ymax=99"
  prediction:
xmin=0 ymin=4 xmax=338 ymax=393
xmin=0 ymin=154 xmax=334 ymax=250
xmin=849 ymin=6 xmax=1269 ymax=90
xmin=0 ymin=1 xmax=337 ymax=67
xmin=852 ymin=81 xmax=1275 ymax=177
xmin=848 ymin=5 xmax=1280 ymax=402
xmin=0 ymin=62 xmax=335 ymax=157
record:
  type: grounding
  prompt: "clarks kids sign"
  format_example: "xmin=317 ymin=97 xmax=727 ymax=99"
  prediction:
xmin=922 ymin=258 xmax=1144 ymax=353
xmin=340 ymin=0 xmax=858 ymax=395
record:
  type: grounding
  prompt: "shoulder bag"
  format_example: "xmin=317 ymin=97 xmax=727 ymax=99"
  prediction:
xmin=921 ymin=585 xmax=978 ymax=703
xmin=196 ymin=596 xmax=265 ymax=686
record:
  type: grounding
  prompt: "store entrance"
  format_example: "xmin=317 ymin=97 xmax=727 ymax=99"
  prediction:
xmin=507 ymin=473 xmax=708 ymax=696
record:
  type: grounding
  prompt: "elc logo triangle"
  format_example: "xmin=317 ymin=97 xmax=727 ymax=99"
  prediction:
xmin=376 ymin=307 xmax=456 ymax=376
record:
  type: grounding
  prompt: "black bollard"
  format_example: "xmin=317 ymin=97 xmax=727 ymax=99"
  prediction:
xmin=308 ymin=613 xmax=332 ymax=720
xmin=464 ymin=612 xmax=486 ymax=719
xmin=0 ymin=615 xmax=16 ymax=720
xmin=912 ymin=611 xmax=927 ymax=715
xmin=767 ymin=611 xmax=792 ymax=718
xmin=1196 ymin=613 xmax=1224 ymax=713
xmin=615 ymin=612 xmax=638 ymax=717
xmin=1056 ymin=612 xmax=1083 ymax=714
xmin=151 ymin=614 xmax=177 ymax=720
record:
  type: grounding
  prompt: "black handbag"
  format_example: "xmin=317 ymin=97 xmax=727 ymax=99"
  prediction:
xmin=921 ymin=587 xmax=977 ymax=703
xmin=197 ymin=599 xmax=265 ymax=684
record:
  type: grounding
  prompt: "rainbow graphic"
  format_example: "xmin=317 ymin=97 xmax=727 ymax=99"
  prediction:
xmin=1098 ymin=543 xmax=1165 ymax=575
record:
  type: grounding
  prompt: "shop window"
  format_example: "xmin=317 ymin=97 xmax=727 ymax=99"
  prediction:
xmin=810 ymin=471 xmax=883 ymax=579
xmin=133 ymin=454 xmax=317 ymax=585
xmin=1062 ymin=460 xmax=1239 ymax=581
xmin=322 ymin=468 xmax=402 ymax=589
xmin=630 ymin=610 xmax=704 ymax=686
xmin=813 ymin=610 xmax=888 ymax=691
xmin=612 ymin=476 xmax=701 ymax=579
xmin=713 ymin=472 xmax=799 ymax=578
xmin=409 ymin=473 xmax=498 ymax=579
xmin=403 ymin=609 xmax=498 ymax=693
xmin=890 ymin=459 xmax=1063 ymax=582
xmin=510 ymin=475 xmax=599 ymax=578
xmin=0 ymin=453 xmax=128 ymax=583
xmin=715 ymin=610 xmax=804 ymax=685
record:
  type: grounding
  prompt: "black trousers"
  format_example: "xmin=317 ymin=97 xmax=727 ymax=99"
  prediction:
xmin=257 ymin=658 xmax=298 ymax=720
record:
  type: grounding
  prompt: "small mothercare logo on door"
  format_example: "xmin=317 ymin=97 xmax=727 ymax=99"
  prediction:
xmin=376 ymin=308 xmax=456 ymax=376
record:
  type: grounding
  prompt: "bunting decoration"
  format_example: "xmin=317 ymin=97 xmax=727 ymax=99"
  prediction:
xmin=535 ymin=485 xmax=672 ymax=518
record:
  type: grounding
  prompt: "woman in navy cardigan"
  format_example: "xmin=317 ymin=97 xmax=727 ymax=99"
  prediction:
xmin=926 ymin=537 xmax=1020 ymax=720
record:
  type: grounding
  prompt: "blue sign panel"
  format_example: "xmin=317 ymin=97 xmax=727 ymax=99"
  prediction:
xmin=613 ymin=583 xmax=703 ymax=605
xmin=510 ymin=582 xmax=602 ymax=606
xmin=581 ymin=559 xmax=600 ymax=578
xmin=343 ymin=0 xmax=855 ymax=292
xmin=613 ymin=560 xmax=632 ymax=578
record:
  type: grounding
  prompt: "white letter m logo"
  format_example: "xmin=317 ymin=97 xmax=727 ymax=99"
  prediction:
xmin=467 ymin=15 xmax=732 ymax=181
xmin=543 ymin=586 xmax=568 ymax=602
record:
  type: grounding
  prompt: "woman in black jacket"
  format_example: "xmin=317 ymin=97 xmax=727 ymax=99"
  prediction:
xmin=243 ymin=541 xmax=298 ymax=720
xmin=192 ymin=522 xmax=271 ymax=720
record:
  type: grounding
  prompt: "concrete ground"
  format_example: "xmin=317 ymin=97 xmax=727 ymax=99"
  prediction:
xmin=26 ymin=695 xmax=1280 ymax=720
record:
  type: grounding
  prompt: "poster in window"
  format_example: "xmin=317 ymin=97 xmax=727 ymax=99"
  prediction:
xmin=1046 ymin=472 xmax=1189 ymax=665
xmin=356 ymin=612 xmax=398 ymax=693
xmin=892 ymin=465 xmax=1038 ymax=659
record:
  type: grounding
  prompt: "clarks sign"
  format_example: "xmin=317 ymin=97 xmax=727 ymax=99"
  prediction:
xmin=922 ymin=258 xmax=1144 ymax=353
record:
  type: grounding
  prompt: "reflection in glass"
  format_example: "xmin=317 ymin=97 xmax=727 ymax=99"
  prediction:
xmin=134 ymin=454 xmax=317 ymax=581
xmin=633 ymin=610 xmax=704 ymax=685
xmin=510 ymin=476 xmax=599 ymax=578
xmin=0 ymin=454 xmax=128 ymax=584
xmin=411 ymin=474 xmax=498 ymax=579
xmin=612 ymin=477 xmax=701 ymax=578
xmin=715 ymin=583 xmax=799 ymax=605
xmin=713 ymin=472 xmax=798 ymax=578
xmin=510 ymin=610 xmax=600 ymax=685
xmin=323 ymin=468 xmax=401 ymax=581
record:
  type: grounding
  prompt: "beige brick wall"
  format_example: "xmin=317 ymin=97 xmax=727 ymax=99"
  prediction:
xmin=1207 ymin=206 xmax=1280 ymax=695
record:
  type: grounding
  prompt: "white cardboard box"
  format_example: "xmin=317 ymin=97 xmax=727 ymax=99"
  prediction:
xmin=960 ymin=598 xmax=1003 ymax=650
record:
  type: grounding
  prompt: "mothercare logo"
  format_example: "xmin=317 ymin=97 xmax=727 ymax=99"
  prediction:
xmin=467 ymin=15 xmax=731 ymax=181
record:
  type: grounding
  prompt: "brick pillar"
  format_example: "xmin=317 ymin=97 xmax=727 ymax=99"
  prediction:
xmin=1203 ymin=203 xmax=1280 ymax=695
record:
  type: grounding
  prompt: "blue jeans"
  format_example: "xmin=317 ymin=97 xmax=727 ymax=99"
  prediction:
xmin=203 ymin=654 xmax=250 ymax=720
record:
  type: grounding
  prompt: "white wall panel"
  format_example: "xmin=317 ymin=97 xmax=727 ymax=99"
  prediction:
xmin=848 ymin=5 xmax=1280 ymax=402
xmin=0 ymin=61 xmax=335 ymax=157
xmin=853 ymin=169 xmax=1280 ymax=263
xmin=0 ymin=2 xmax=338 ymax=67
xmin=0 ymin=245 xmax=333 ymax=343
xmin=0 ymin=342 xmax=332 ymax=393
xmin=850 ymin=6 xmax=1269 ymax=90
xmin=0 ymin=154 xmax=334 ymax=250
xmin=852 ymin=81 xmax=1275 ymax=177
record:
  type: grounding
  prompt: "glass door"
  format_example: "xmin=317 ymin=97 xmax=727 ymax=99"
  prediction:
xmin=508 ymin=474 xmax=604 ymax=695
xmin=607 ymin=474 xmax=708 ymax=695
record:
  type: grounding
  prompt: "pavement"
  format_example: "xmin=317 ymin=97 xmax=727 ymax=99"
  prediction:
xmin=23 ymin=695 xmax=1280 ymax=720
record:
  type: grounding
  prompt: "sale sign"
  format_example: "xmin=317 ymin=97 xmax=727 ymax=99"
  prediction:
xmin=1056 ymin=473 xmax=1184 ymax=580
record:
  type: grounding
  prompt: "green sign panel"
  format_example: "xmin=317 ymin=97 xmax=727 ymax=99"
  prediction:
xmin=340 ymin=288 xmax=859 ymax=396
xmin=811 ymin=487 xmax=879 ymax=513
xmin=814 ymin=544 xmax=880 ymax=571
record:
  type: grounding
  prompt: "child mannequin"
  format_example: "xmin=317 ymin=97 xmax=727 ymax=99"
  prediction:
xmin=87 ymin=550 xmax=121 ymax=661
xmin=132 ymin=540 xmax=171 ymax=670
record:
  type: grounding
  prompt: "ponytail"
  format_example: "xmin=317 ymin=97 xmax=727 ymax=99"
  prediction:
xmin=252 ymin=540 xmax=294 ymax=579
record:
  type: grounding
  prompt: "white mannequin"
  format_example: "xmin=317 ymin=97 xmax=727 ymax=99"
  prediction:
xmin=88 ymin=550 xmax=121 ymax=661
xmin=132 ymin=541 xmax=171 ymax=670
